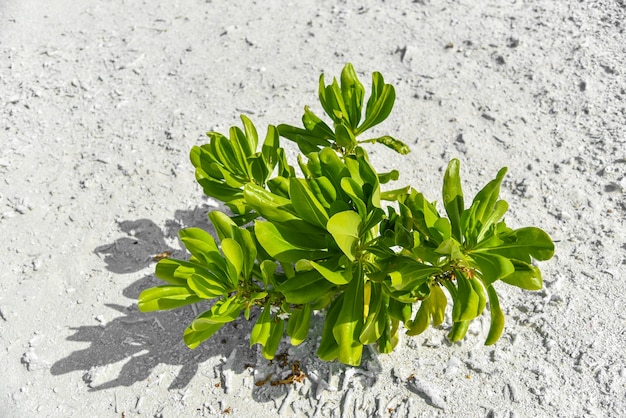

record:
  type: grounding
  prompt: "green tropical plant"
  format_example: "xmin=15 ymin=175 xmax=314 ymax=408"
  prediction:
xmin=138 ymin=64 xmax=554 ymax=366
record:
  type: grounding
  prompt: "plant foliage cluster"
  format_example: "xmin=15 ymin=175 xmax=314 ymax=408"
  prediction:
xmin=138 ymin=64 xmax=554 ymax=366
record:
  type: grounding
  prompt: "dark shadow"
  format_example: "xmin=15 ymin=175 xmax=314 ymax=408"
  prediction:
xmin=53 ymin=201 xmax=353 ymax=402
xmin=50 ymin=293 xmax=258 ymax=391
xmin=94 ymin=202 xmax=215 ymax=274
xmin=52 ymin=201 xmax=260 ymax=391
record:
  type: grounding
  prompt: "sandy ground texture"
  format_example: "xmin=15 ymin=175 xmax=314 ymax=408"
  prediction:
xmin=2 ymin=0 xmax=626 ymax=416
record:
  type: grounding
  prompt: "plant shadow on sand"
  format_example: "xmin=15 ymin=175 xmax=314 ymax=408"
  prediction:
xmin=51 ymin=202 xmax=374 ymax=404
xmin=51 ymin=203 xmax=261 ymax=392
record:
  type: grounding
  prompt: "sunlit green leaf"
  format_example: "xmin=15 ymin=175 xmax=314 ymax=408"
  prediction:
xmin=309 ymin=259 xmax=353 ymax=285
xmin=327 ymin=210 xmax=361 ymax=261
xmin=255 ymin=220 xmax=328 ymax=263
xmin=443 ymin=159 xmax=464 ymax=242
xmin=406 ymin=284 xmax=447 ymax=336
xmin=340 ymin=63 xmax=365 ymax=129
xmin=360 ymin=136 xmax=410 ymax=155
xmin=138 ymin=285 xmax=202 ymax=312
xmin=501 ymin=259 xmax=543 ymax=290
xmin=358 ymin=71 xmax=395 ymax=135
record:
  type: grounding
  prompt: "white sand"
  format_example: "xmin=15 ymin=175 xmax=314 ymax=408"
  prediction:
xmin=1 ymin=0 xmax=625 ymax=416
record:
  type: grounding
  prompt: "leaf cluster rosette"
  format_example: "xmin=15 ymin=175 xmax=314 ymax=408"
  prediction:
xmin=138 ymin=64 xmax=554 ymax=366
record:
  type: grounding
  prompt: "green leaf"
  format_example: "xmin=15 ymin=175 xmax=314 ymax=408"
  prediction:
xmin=469 ymin=275 xmax=487 ymax=316
xmin=188 ymin=273 xmax=229 ymax=299
xmin=248 ymin=154 xmax=269 ymax=185
xmin=302 ymin=106 xmax=335 ymax=138
xmin=476 ymin=200 xmax=509 ymax=243
xmin=243 ymin=183 xmax=299 ymax=223
xmin=434 ymin=238 xmax=463 ymax=260
xmin=267 ymin=175 xmax=290 ymax=198
xmin=221 ymin=238 xmax=243 ymax=285
xmin=254 ymin=220 xmax=328 ymax=263
xmin=487 ymin=227 xmax=555 ymax=262
xmin=359 ymin=282 xmax=385 ymax=344
xmin=327 ymin=211 xmax=362 ymax=261
xmin=383 ymin=256 xmax=441 ymax=292
xmin=229 ymin=126 xmax=253 ymax=179
xmin=319 ymin=147 xmax=350 ymax=193
xmin=183 ymin=296 xmax=245 ymax=349
xmin=240 ymin=114 xmax=259 ymax=155
xmin=388 ymin=297 xmax=412 ymax=323
xmin=443 ymin=159 xmax=464 ymax=242
xmin=196 ymin=296 xmax=244 ymax=325
xmin=451 ymin=272 xmax=480 ymax=322
xmin=206 ymin=133 xmax=242 ymax=175
xmin=335 ymin=122 xmax=357 ymax=152
xmin=208 ymin=211 xmax=257 ymax=279
xmin=501 ymin=259 xmax=543 ymax=290
xmin=278 ymin=270 xmax=336 ymax=304
xmin=260 ymin=260 xmax=277 ymax=287
xmin=154 ymin=258 xmax=207 ymax=286
xmin=470 ymin=252 xmax=515 ymax=286
xmin=261 ymin=125 xmax=280 ymax=172
xmin=317 ymin=294 xmax=343 ymax=361
xmin=262 ymin=318 xmax=285 ymax=360
xmin=340 ymin=176 xmax=367 ymax=216
xmin=289 ymin=178 xmax=330 ymax=229
xmin=286 ymin=303 xmax=311 ymax=346
xmin=178 ymin=228 xmax=224 ymax=271
xmin=309 ymin=176 xmax=337 ymax=208
xmin=277 ymin=124 xmax=330 ymax=154
xmin=485 ymin=285 xmax=505 ymax=345
xmin=183 ymin=322 xmax=224 ymax=349
xmin=448 ymin=320 xmax=470 ymax=342
xmin=318 ymin=73 xmax=350 ymax=125
xmin=377 ymin=314 xmax=399 ymax=353
xmin=138 ymin=285 xmax=202 ymax=312
xmin=357 ymin=71 xmax=396 ymax=135
xmin=250 ymin=302 xmax=272 ymax=347
xmin=360 ymin=136 xmax=410 ymax=155
xmin=340 ymin=63 xmax=365 ymax=129
xmin=406 ymin=284 xmax=447 ymax=336
xmin=309 ymin=259 xmax=353 ymax=285
xmin=332 ymin=263 xmax=364 ymax=366
xmin=208 ymin=211 xmax=238 ymax=242
xmin=380 ymin=185 xmax=410 ymax=201
xmin=378 ymin=170 xmax=400 ymax=185
xmin=467 ymin=166 xmax=507 ymax=235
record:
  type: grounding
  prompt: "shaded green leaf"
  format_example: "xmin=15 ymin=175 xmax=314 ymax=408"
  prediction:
xmin=332 ymin=263 xmax=364 ymax=366
xmin=289 ymin=178 xmax=330 ymax=229
xmin=278 ymin=270 xmax=336 ymax=304
xmin=470 ymin=252 xmax=515 ymax=286
xmin=287 ymin=303 xmax=312 ymax=346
